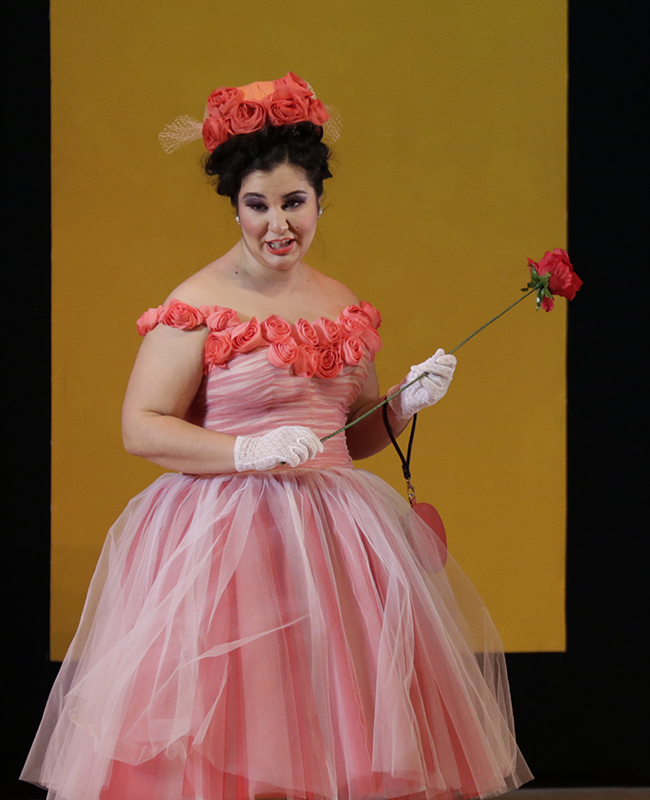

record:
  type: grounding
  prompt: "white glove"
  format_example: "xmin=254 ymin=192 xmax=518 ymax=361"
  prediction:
xmin=388 ymin=348 xmax=457 ymax=420
xmin=234 ymin=425 xmax=324 ymax=471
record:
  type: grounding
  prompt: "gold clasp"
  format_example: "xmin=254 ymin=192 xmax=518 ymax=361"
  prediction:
xmin=406 ymin=478 xmax=417 ymax=506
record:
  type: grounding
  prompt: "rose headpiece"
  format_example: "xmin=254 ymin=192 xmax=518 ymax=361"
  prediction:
xmin=159 ymin=72 xmax=340 ymax=154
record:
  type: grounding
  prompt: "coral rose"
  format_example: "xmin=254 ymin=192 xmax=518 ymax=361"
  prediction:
xmin=293 ymin=344 xmax=319 ymax=378
xmin=267 ymin=336 xmax=299 ymax=368
xmin=341 ymin=336 xmax=364 ymax=366
xmin=341 ymin=304 xmax=372 ymax=326
xmin=267 ymin=86 xmax=310 ymax=126
xmin=312 ymin=317 xmax=342 ymax=346
xmin=338 ymin=315 xmax=366 ymax=337
xmin=206 ymin=86 xmax=241 ymax=116
xmin=359 ymin=301 xmax=382 ymax=329
xmin=204 ymin=331 xmax=233 ymax=373
xmin=159 ymin=300 xmax=204 ymax=330
xmin=535 ymin=248 xmax=583 ymax=300
xmin=136 ymin=307 xmax=161 ymax=336
xmin=357 ymin=324 xmax=382 ymax=356
xmin=261 ymin=315 xmax=292 ymax=342
xmin=291 ymin=319 xmax=319 ymax=347
xmin=308 ymin=98 xmax=329 ymax=126
xmin=316 ymin=344 xmax=343 ymax=379
xmin=282 ymin=72 xmax=311 ymax=93
xmin=202 ymin=306 xmax=240 ymax=331
xmin=202 ymin=116 xmax=231 ymax=152
xmin=229 ymin=100 xmax=268 ymax=134
xmin=230 ymin=317 xmax=264 ymax=352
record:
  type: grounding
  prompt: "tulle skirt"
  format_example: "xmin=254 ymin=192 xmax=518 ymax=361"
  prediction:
xmin=22 ymin=467 xmax=532 ymax=800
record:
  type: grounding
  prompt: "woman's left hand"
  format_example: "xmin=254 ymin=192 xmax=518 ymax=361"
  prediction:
xmin=387 ymin=349 xmax=457 ymax=420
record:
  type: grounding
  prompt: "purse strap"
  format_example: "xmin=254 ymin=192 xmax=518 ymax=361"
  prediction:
xmin=382 ymin=403 xmax=418 ymax=505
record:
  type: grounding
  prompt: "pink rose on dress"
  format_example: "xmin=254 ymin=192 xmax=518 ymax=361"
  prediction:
xmin=267 ymin=336 xmax=299 ymax=368
xmin=159 ymin=300 xmax=204 ymax=330
xmin=338 ymin=315 xmax=365 ymax=337
xmin=230 ymin=317 xmax=264 ymax=352
xmin=359 ymin=301 xmax=382 ymax=329
xmin=206 ymin=86 xmax=242 ymax=116
xmin=136 ymin=307 xmax=161 ymax=336
xmin=202 ymin=116 xmax=231 ymax=152
xmin=202 ymin=306 xmax=240 ymax=332
xmin=341 ymin=336 xmax=364 ymax=366
xmin=267 ymin=86 xmax=310 ymax=126
xmin=293 ymin=344 xmax=319 ymax=378
xmin=282 ymin=72 xmax=311 ymax=92
xmin=341 ymin=304 xmax=372 ymax=326
xmin=291 ymin=319 xmax=319 ymax=347
xmin=261 ymin=315 xmax=292 ymax=342
xmin=204 ymin=331 xmax=233 ymax=373
xmin=229 ymin=101 xmax=268 ymax=134
xmin=316 ymin=344 xmax=343 ymax=379
xmin=312 ymin=317 xmax=342 ymax=346
xmin=357 ymin=324 xmax=382 ymax=356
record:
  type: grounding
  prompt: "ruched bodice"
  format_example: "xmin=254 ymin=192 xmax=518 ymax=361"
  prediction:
xmin=185 ymin=348 xmax=371 ymax=470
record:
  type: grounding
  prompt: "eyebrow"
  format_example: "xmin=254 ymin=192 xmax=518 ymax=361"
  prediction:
xmin=242 ymin=190 xmax=310 ymax=200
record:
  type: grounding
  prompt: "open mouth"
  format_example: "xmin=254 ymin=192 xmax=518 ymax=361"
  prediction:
xmin=266 ymin=238 xmax=295 ymax=254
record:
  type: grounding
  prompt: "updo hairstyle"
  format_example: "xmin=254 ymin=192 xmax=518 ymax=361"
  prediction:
xmin=204 ymin=121 xmax=332 ymax=207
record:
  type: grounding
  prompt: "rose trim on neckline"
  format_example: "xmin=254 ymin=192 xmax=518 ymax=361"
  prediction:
xmin=136 ymin=299 xmax=382 ymax=378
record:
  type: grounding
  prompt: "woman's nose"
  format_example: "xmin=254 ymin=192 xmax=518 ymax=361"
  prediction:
xmin=268 ymin=209 xmax=289 ymax=233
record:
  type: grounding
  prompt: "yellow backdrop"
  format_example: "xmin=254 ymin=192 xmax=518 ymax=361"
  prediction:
xmin=51 ymin=0 xmax=567 ymax=659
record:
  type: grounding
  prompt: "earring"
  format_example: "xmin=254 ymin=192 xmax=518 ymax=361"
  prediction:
xmin=235 ymin=215 xmax=240 ymax=225
xmin=318 ymin=207 xmax=323 ymax=218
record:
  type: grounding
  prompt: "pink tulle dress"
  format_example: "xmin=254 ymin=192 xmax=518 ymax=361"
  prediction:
xmin=22 ymin=301 xmax=532 ymax=800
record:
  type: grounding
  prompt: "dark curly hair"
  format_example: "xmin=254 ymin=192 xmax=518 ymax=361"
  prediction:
xmin=203 ymin=121 xmax=332 ymax=207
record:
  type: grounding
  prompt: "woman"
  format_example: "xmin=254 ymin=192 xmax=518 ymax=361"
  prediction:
xmin=22 ymin=73 xmax=532 ymax=800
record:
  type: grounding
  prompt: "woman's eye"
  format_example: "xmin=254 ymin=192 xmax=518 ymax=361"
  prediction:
xmin=284 ymin=199 xmax=304 ymax=210
xmin=248 ymin=203 xmax=267 ymax=212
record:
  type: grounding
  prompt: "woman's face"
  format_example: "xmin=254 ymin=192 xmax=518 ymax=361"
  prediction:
xmin=236 ymin=162 xmax=320 ymax=274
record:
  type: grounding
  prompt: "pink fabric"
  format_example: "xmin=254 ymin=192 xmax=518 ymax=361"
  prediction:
xmin=22 ymin=317 xmax=532 ymax=800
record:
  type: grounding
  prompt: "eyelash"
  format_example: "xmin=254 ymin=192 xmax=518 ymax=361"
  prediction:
xmin=247 ymin=199 xmax=305 ymax=212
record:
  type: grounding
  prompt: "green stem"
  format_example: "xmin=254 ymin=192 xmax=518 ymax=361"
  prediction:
xmin=320 ymin=288 xmax=537 ymax=443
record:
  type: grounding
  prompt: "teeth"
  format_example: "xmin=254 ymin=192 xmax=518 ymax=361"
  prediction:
xmin=269 ymin=239 xmax=292 ymax=250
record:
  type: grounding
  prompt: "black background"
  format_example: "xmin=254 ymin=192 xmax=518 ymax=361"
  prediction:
xmin=3 ymin=2 xmax=648 ymax=796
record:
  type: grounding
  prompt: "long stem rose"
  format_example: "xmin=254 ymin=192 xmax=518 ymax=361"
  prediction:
xmin=321 ymin=250 xmax=582 ymax=443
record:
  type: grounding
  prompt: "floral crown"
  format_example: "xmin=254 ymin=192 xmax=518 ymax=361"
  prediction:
xmin=159 ymin=72 xmax=340 ymax=154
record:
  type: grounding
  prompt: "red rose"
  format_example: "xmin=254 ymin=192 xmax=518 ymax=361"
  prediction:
xmin=229 ymin=100 xmax=268 ymax=134
xmin=204 ymin=331 xmax=233 ymax=373
xmin=206 ymin=86 xmax=242 ymax=116
xmin=261 ymin=315 xmax=291 ymax=342
xmin=308 ymin=98 xmax=329 ymax=126
xmin=202 ymin=306 xmax=240 ymax=331
xmin=293 ymin=344 xmax=319 ymax=378
xmin=291 ymin=318 xmax=319 ymax=347
xmin=312 ymin=317 xmax=342 ymax=346
xmin=267 ymin=336 xmax=299 ymax=368
xmin=267 ymin=86 xmax=310 ymax=126
xmin=535 ymin=248 xmax=583 ymax=301
xmin=230 ymin=317 xmax=264 ymax=352
xmin=359 ymin=301 xmax=382 ymax=329
xmin=341 ymin=304 xmax=372 ymax=326
xmin=136 ymin=306 xmax=161 ymax=336
xmin=159 ymin=300 xmax=203 ymax=330
xmin=202 ymin=116 xmax=231 ymax=152
xmin=316 ymin=344 xmax=343 ymax=379
xmin=341 ymin=336 xmax=364 ymax=366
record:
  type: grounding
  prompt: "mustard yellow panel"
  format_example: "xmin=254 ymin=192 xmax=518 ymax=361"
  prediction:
xmin=51 ymin=0 xmax=567 ymax=658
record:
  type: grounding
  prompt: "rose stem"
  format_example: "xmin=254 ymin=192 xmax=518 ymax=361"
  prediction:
xmin=319 ymin=288 xmax=537 ymax=443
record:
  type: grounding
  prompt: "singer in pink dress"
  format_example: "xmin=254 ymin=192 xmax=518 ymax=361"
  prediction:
xmin=22 ymin=74 xmax=532 ymax=800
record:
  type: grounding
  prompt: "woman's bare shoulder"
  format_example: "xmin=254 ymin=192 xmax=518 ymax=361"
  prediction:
xmin=162 ymin=261 xmax=227 ymax=308
xmin=308 ymin=267 xmax=360 ymax=307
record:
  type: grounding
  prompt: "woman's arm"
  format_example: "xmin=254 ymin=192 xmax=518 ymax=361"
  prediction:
xmin=344 ymin=363 xmax=411 ymax=461
xmin=121 ymin=323 xmax=238 ymax=474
